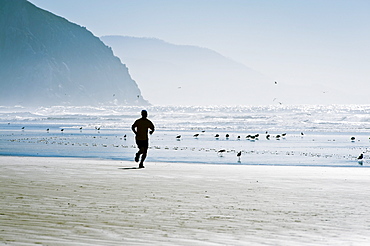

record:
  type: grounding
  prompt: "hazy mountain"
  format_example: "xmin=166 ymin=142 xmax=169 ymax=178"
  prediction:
xmin=101 ymin=36 xmax=354 ymax=106
xmin=0 ymin=0 xmax=148 ymax=107
xmin=100 ymin=36 xmax=271 ymax=106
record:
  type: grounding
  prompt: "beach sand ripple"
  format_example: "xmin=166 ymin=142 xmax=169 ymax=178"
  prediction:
xmin=1 ymin=156 xmax=370 ymax=245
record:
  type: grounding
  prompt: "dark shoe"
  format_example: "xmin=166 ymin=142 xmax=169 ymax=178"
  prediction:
xmin=135 ymin=153 xmax=140 ymax=162
xmin=139 ymin=165 xmax=145 ymax=168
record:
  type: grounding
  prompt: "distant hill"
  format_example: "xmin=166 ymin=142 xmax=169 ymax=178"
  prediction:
xmin=0 ymin=0 xmax=148 ymax=107
xmin=101 ymin=36 xmax=274 ymax=106
xmin=101 ymin=36 xmax=353 ymax=106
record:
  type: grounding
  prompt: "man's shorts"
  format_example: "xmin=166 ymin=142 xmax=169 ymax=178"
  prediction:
xmin=136 ymin=139 xmax=149 ymax=149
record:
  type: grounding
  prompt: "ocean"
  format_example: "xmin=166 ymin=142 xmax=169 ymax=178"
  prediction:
xmin=1 ymin=104 xmax=370 ymax=167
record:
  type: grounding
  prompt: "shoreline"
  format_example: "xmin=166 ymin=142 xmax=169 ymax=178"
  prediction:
xmin=0 ymin=154 xmax=367 ymax=168
xmin=1 ymin=155 xmax=370 ymax=245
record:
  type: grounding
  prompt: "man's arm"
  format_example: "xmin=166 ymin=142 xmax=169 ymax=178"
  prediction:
xmin=131 ymin=122 xmax=137 ymax=135
xmin=149 ymin=122 xmax=155 ymax=135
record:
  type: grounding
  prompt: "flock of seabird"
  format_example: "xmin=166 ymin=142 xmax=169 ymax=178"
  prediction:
xmin=174 ymin=130 xmax=367 ymax=163
xmin=13 ymin=126 xmax=369 ymax=164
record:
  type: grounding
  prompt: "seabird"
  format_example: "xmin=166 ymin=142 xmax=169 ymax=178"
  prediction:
xmin=176 ymin=135 xmax=181 ymax=139
xmin=237 ymin=151 xmax=242 ymax=162
xmin=351 ymin=137 xmax=356 ymax=141
xmin=215 ymin=134 xmax=219 ymax=138
xmin=358 ymin=153 xmax=364 ymax=165
xmin=218 ymin=149 xmax=226 ymax=156
xmin=193 ymin=133 xmax=199 ymax=138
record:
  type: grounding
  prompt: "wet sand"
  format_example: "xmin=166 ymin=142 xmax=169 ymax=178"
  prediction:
xmin=1 ymin=156 xmax=370 ymax=245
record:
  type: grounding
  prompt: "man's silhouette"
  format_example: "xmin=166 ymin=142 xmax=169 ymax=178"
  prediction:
xmin=131 ymin=110 xmax=155 ymax=168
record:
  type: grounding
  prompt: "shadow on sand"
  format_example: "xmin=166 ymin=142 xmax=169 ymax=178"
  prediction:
xmin=118 ymin=167 xmax=143 ymax=170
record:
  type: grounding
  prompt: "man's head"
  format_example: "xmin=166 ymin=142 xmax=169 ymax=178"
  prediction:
xmin=141 ymin=110 xmax=148 ymax=118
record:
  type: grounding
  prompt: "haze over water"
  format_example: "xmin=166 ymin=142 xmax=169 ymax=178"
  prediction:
xmin=1 ymin=105 xmax=369 ymax=167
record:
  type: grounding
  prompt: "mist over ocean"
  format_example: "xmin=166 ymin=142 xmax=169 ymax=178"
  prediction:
xmin=1 ymin=104 xmax=369 ymax=167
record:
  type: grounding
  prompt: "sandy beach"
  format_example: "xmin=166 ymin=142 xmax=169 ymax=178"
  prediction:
xmin=1 ymin=156 xmax=370 ymax=245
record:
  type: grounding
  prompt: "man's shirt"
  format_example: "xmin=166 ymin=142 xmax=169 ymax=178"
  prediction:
xmin=132 ymin=118 xmax=155 ymax=140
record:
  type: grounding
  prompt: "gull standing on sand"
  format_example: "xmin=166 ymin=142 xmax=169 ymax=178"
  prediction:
xmin=358 ymin=153 xmax=364 ymax=165
xmin=218 ymin=149 xmax=226 ymax=157
xmin=237 ymin=151 xmax=242 ymax=162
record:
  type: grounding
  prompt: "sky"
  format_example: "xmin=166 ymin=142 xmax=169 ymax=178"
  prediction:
xmin=28 ymin=0 xmax=370 ymax=100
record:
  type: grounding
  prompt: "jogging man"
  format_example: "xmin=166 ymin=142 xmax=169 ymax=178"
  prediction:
xmin=131 ymin=110 xmax=155 ymax=168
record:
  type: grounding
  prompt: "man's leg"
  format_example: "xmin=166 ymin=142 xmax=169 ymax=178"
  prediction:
xmin=140 ymin=149 xmax=148 ymax=162
xmin=135 ymin=140 xmax=148 ymax=168
xmin=135 ymin=151 xmax=140 ymax=162
xmin=135 ymin=140 xmax=144 ymax=162
xmin=139 ymin=148 xmax=148 ymax=168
